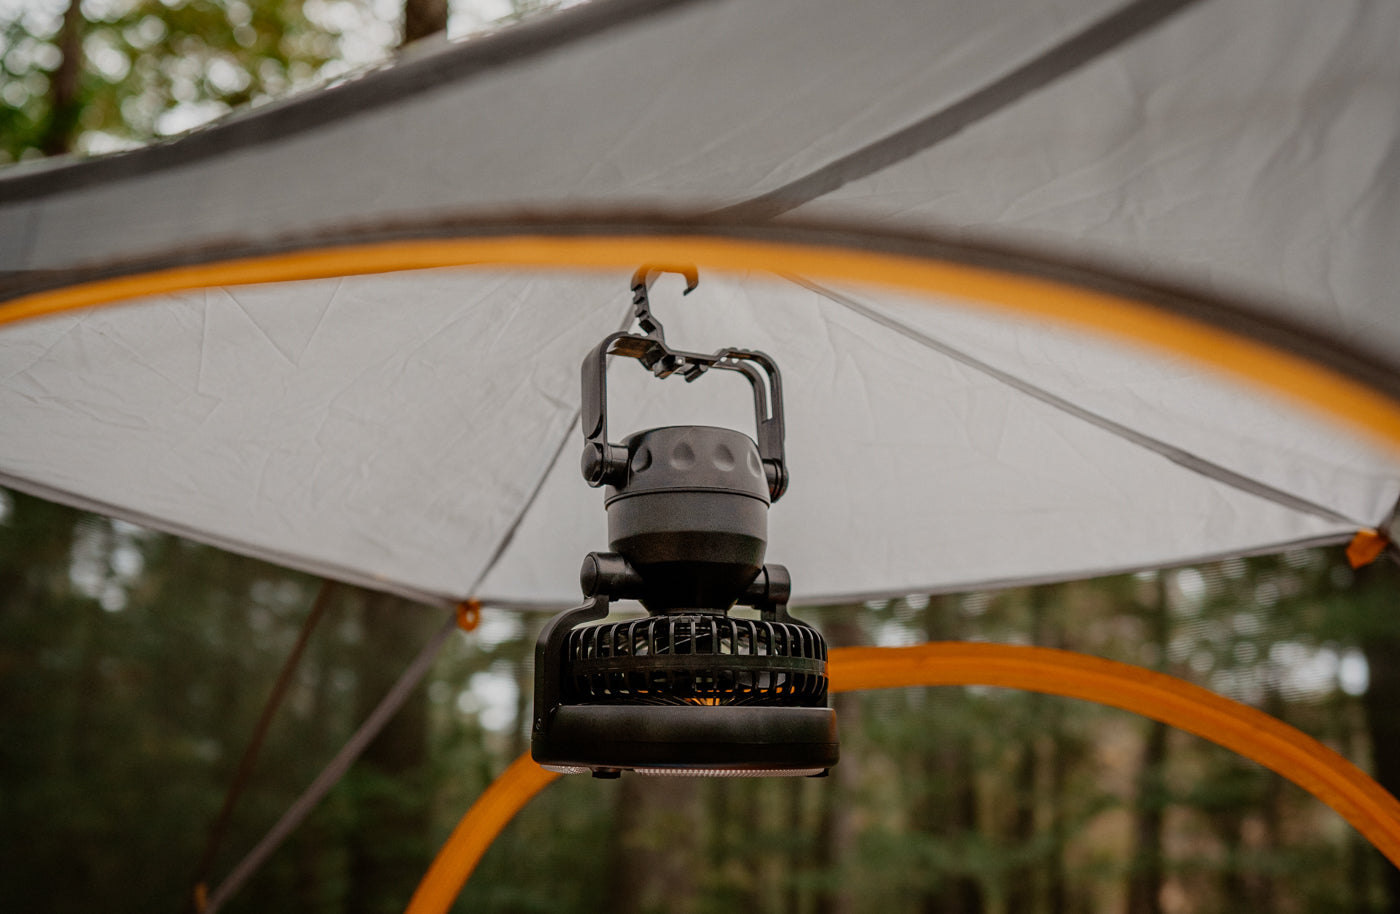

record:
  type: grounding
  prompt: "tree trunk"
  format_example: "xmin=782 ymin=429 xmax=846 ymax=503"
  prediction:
xmin=1046 ymin=722 xmax=1070 ymax=914
xmin=1358 ymin=560 xmax=1400 ymax=912
xmin=1127 ymin=574 xmax=1170 ymax=914
xmin=816 ymin=616 xmax=863 ymax=914
xmin=785 ymin=777 xmax=806 ymax=914
xmin=1254 ymin=689 xmax=1288 ymax=911
xmin=1126 ymin=718 xmax=1167 ymax=914
xmin=1039 ymin=586 xmax=1071 ymax=914
xmin=605 ymin=774 xmax=704 ymax=914
xmin=1347 ymin=697 xmax=1382 ymax=913
xmin=1005 ymin=739 xmax=1038 ymax=913
xmin=345 ymin=590 xmax=434 ymax=914
xmin=294 ymin=609 xmax=341 ymax=913
xmin=918 ymin=596 xmax=984 ymax=914
xmin=1364 ymin=639 xmax=1400 ymax=912
xmin=1006 ymin=587 xmax=1063 ymax=914
xmin=41 ymin=0 xmax=85 ymax=155
xmin=402 ymin=0 xmax=449 ymax=46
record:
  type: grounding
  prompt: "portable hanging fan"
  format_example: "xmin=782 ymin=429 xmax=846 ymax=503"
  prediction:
xmin=531 ymin=266 xmax=838 ymax=778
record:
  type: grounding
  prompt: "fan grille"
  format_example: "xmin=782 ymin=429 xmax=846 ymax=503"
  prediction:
xmin=563 ymin=614 xmax=827 ymax=706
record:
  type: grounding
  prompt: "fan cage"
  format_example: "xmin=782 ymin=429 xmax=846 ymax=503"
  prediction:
xmin=563 ymin=614 xmax=828 ymax=706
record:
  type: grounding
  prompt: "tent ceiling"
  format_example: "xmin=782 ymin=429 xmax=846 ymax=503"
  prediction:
xmin=1 ymin=0 xmax=1397 ymax=608
xmin=790 ymin=0 xmax=1400 ymax=356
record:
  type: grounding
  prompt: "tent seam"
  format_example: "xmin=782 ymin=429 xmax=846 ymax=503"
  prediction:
xmin=460 ymin=413 xmax=581 ymax=599
xmin=715 ymin=0 xmax=1206 ymax=221
xmin=792 ymin=275 xmax=1363 ymax=529
xmin=0 ymin=470 xmax=459 ymax=606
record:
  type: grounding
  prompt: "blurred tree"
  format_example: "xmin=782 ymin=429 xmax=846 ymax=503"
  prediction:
xmin=1315 ymin=555 xmax=1400 ymax=912
xmin=0 ymin=488 xmax=339 ymax=911
xmin=344 ymin=590 xmax=439 ymax=914
xmin=0 ymin=0 xmax=580 ymax=162
xmin=0 ymin=0 xmax=385 ymax=160
xmin=814 ymin=613 xmax=864 ymax=914
xmin=7 ymin=479 xmax=1400 ymax=914
xmin=1126 ymin=573 xmax=1169 ymax=914
xmin=403 ymin=0 xmax=447 ymax=44
xmin=915 ymin=595 xmax=985 ymax=914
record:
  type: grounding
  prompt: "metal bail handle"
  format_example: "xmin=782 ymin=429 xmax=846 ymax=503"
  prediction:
xmin=580 ymin=266 xmax=788 ymax=500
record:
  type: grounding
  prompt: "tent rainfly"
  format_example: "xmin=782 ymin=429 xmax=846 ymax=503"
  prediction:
xmin=2 ymin=0 xmax=1399 ymax=613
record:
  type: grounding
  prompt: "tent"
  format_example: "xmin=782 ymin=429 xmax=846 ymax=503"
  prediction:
xmin=3 ymin=0 xmax=1399 ymax=907
xmin=4 ymin=0 xmax=1399 ymax=607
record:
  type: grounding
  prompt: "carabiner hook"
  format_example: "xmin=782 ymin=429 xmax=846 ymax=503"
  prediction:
xmin=629 ymin=264 xmax=699 ymax=343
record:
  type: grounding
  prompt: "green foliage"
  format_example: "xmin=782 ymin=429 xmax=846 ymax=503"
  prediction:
xmin=0 ymin=0 xmax=391 ymax=160
xmin=0 ymin=0 xmax=584 ymax=161
xmin=0 ymin=490 xmax=323 ymax=909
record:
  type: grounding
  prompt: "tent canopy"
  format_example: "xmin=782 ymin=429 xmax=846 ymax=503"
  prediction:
xmin=2 ymin=0 xmax=1398 ymax=608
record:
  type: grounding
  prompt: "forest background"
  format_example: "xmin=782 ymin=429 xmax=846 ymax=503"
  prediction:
xmin=3 ymin=1 xmax=1400 ymax=912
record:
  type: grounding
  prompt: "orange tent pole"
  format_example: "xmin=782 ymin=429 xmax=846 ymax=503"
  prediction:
xmin=6 ymin=235 xmax=1400 ymax=455
xmin=832 ymin=643 xmax=1400 ymax=867
xmin=403 ymin=753 xmax=559 ymax=914
xmin=407 ymin=642 xmax=1400 ymax=914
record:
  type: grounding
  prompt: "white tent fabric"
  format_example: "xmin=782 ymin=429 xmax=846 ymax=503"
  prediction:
xmin=790 ymin=0 xmax=1400 ymax=355
xmin=1 ymin=0 xmax=1398 ymax=608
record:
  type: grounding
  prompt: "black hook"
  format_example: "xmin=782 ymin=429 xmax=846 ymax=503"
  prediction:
xmin=581 ymin=265 xmax=789 ymax=500
xmin=629 ymin=264 xmax=699 ymax=344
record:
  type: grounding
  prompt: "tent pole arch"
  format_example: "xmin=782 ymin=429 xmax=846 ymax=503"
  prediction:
xmin=404 ymin=642 xmax=1400 ymax=914
xmin=5 ymin=229 xmax=1400 ymax=460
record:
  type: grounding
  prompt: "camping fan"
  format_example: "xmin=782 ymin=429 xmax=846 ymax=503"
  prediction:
xmin=531 ymin=266 xmax=839 ymax=778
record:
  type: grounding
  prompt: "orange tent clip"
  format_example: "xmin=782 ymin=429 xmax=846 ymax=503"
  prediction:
xmin=1347 ymin=529 xmax=1390 ymax=568
xmin=454 ymin=600 xmax=482 ymax=632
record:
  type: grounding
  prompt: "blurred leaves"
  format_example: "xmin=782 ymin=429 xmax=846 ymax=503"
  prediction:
xmin=0 ymin=0 xmax=395 ymax=160
xmin=0 ymin=0 xmax=582 ymax=161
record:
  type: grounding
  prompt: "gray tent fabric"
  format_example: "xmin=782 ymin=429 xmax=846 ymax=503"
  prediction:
xmin=790 ymin=0 xmax=1400 ymax=355
xmin=1 ymin=0 xmax=1397 ymax=608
